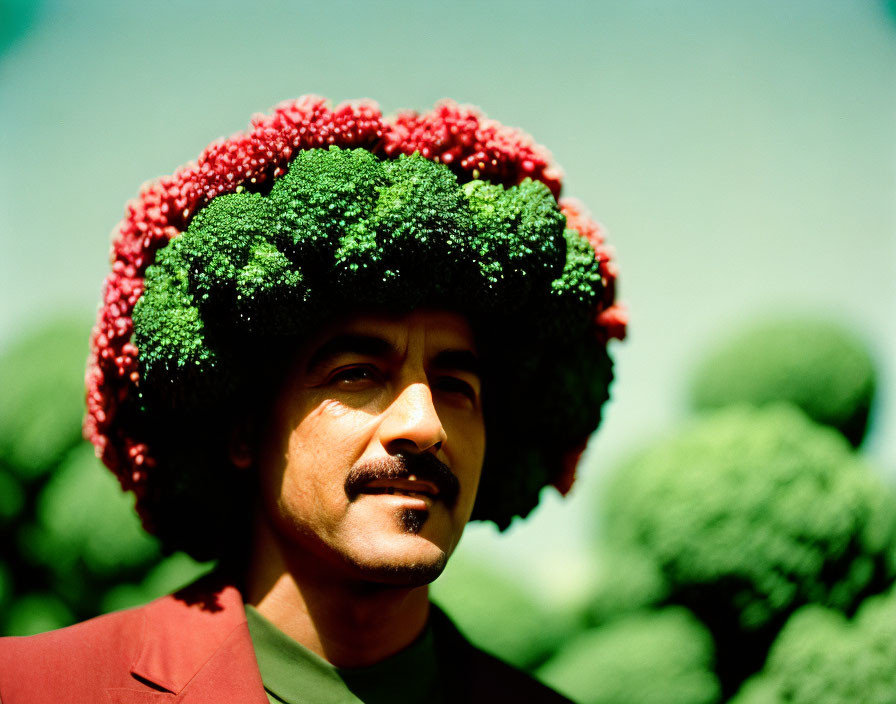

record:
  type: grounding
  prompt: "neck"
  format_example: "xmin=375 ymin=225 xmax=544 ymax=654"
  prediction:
xmin=244 ymin=514 xmax=431 ymax=668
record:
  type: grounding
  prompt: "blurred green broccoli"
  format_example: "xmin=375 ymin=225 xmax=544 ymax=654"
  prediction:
xmin=101 ymin=552 xmax=214 ymax=614
xmin=0 ymin=562 xmax=10 ymax=611
xmin=27 ymin=443 xmax=160 ymax=578
xmin=431 ymin=550 xmax=573 ymax=671
xmin=587 ymin=546 xmax=670 ymax=626
xmin=3 ymin=592 xmax=74 ymax=637
xmin=689 ymin=318 xmax=876 ymax=446
xmin=731 ymin=584 xmax=896 ymax=704
xmin=537 ymin=607 xmax=720 ymax=704
xmin=0 ymin=316 xmax=91 ymax=478
xmin=0 ymin=468 xmax=25 ymax=525
xmin=602 ymin=404 xmax=896 ymax=692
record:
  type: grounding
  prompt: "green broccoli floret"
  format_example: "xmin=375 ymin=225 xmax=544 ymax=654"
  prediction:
xmin=547 ymin=226 xmax=606 ymax=337
xmin=731 ymin=585 xmax=896 ymax=704
xmin=133 ymin=147 xmax=586 ymax=403
xmin=602 ymin=404 xmax=896 ymax=693
xmin=0 ymin=316 xmax=92 ymax=478
xmin=689 ymin=318 xmax=876 ymax=446
xmin=537 ymin=608 xmax=721 ymax=704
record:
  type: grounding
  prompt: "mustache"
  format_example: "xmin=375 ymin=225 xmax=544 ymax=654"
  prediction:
xmin=344 ymin=452 xmax=460 ymax=509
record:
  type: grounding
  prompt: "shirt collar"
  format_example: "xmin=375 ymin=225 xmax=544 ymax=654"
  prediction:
xmin=245 ymin=604 xmax=442 ymax=704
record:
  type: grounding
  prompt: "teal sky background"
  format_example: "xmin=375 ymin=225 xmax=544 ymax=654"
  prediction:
xmin=1 ymin=0 xmax=894 ymax=605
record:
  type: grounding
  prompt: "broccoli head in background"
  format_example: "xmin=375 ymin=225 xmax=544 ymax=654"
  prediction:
xmin=586 ymin=546 xmax=670 ymax=627
xmin=25 ymin=444 xmax=160 ymax=580
xmin=2 ymin=593 xmax=74 ymax=638
xmin=537 ymin=607 xmax=721 ymax=704
xmin=602 ymin=404 xmax=896 ymax=694
xmin=430 ymin=551 xmax=573 ymax=672
xmin=0 ymin=317 xmax=91 ymax=479
xmin=731 ymin=584 xmax=896 ymax=704
xmin=689 ymin=318 xmax=876 ymax=446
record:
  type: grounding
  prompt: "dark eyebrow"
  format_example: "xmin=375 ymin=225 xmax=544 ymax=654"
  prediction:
xmin=306 ymin=334 xmax=393 ymax=373
xmin=431 ymin=349 xmax=481 ymax=378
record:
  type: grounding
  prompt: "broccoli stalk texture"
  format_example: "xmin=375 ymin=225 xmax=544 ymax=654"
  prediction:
xmin=601 ymin=404 xmax=896 ymax=696
xmin=131 ymin=146 xmax=614 ymax=557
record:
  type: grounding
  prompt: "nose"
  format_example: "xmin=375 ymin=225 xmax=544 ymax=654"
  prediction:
xmin=379 ymin=382 xmax=448 ymax=455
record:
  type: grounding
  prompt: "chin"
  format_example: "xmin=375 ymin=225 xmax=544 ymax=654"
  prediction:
xmin=327 ymin=497 xmax=465 ymax=586
xmin=341 ymin=531 xmax=453 ymax=588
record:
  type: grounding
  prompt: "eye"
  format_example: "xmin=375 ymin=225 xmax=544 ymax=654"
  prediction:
xmin=329 ymin=365 xmax=380 ymax=387
xmin=434 ymin=375 xmax=478 ymax=403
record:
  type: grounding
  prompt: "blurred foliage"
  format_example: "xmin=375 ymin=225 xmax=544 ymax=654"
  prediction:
xmin=689 ymin=318 xmax=876 ymax=446
xmin=0 ymin=468 xmax=25 ymax=524
xmin=0 ymin=317 xmax=88 ymax=478
xmin=4 ymin=592 xmax=74 ymax=637
xmin=0 ymin=317 xmax=211 ymax=636
xmin=431 ymin=550 xmax=578 ymax=671
xmin=538 ymin=608 xmax=720 ymax=704
xmin=30 ymin=443 xmax=160 ymax=576
xmin=100 ymin=552 xmax=214 ymax=614
xmin=731 ymin=584 xmax=896 ymax=703
xmin=600 ymin=404 xmax=896 ymax=694
xmin=0 ymin=562 xmax=10 ymax=609
xmin=586 ymin=546 xmax=670 ymax=627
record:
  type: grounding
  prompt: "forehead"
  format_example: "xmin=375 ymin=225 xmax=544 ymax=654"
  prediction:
xmin=303 ymin=309 xmax=478 ymax=361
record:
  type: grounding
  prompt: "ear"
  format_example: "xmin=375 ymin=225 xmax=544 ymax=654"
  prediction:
xmin=228 ymin=417 xmax=256 ymax=469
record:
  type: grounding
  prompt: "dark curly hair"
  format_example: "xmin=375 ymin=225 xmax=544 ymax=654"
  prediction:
xmin=86 ymin=98 xmax=625 ymax=562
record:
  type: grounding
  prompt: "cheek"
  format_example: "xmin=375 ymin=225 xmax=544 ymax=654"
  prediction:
xmin=277 ymin=402 xmax=378 ymax=511
xmin=447 ymin=413 xmax=486 ymax=507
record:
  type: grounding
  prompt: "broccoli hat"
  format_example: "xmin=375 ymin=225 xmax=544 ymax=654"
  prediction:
xmin=85 ymin=97 xmax=626 ymax=560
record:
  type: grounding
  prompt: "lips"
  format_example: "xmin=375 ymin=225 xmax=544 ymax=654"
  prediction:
xmin=360 ymin=475 xmax=441 ymax=500
xmin=344 ymin=453 xmax=460 ymax=508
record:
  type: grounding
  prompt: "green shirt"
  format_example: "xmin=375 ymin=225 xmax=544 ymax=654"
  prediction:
xmin=245 ymin=605 xmax=447 ymax=704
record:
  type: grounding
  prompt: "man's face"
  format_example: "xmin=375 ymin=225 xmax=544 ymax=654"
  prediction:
xmin=254 ymin=309 xmax=486 ymax=586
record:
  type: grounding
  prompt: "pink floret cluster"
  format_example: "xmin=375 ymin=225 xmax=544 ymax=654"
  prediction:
xmin=85 ymin=95 xmax=626 ymax=499
xmin=381 ymin=100 xmax=563 ymax=198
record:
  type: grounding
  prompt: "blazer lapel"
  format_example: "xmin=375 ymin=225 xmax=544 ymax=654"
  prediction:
xmin=108 ymin=576 xmax=267 ymax=704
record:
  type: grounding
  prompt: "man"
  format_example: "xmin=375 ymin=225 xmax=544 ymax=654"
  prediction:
xmin=0 ymin=97 xmax=625 ymax=702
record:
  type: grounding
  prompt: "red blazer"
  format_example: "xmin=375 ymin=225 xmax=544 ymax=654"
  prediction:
xmin=0 ymin=578 xmax=267 ymax=704
xmin=1 ymin=577 xmax=571 ymax=704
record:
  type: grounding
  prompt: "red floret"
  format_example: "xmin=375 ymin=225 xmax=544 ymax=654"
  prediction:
xmin=380 ymin=99 xmax=563 ymax=198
